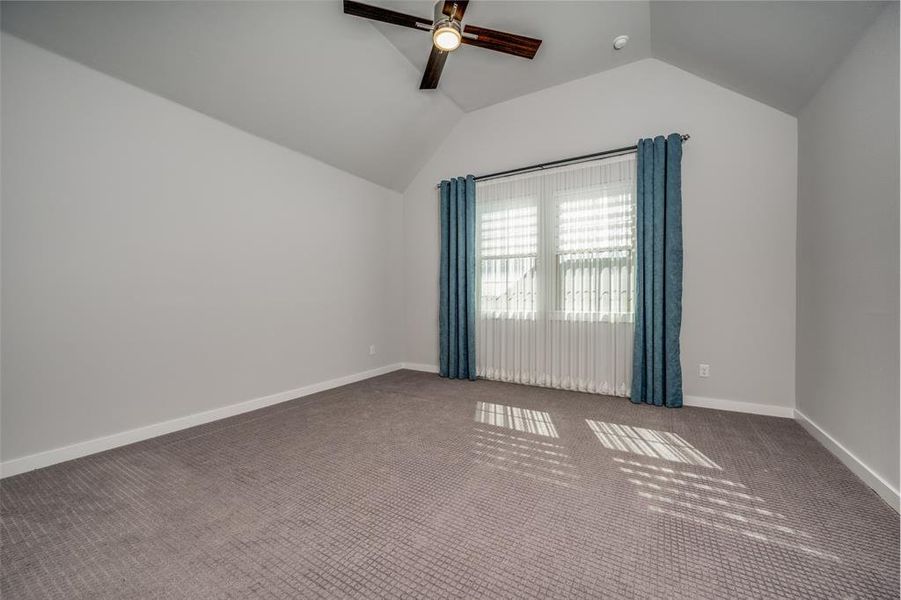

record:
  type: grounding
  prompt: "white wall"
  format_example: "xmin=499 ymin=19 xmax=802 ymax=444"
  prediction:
xmin=796 ymin=4 xmax=900 ymax=501
xmin=0 ymin=34 xmax=404 ymax=465
xmin=403 ymin=58 xmax=798 ymax=413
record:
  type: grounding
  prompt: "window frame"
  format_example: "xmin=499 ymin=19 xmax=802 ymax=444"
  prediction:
xmin=476 ymin=195 xmax=540 ymax=319
xmin=550 ymin=180 xmax=636 ymax=321
xmin=475 ymin=159 xmax=637 ymax=323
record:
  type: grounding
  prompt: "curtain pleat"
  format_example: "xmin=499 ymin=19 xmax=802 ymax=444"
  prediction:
xmin=475 ymin=154 xmax=636 ymax=395
xmin=631 ymin=134 xmax=683 ymax=407
xmin=439 ymin=176 xmax=477 ymax=380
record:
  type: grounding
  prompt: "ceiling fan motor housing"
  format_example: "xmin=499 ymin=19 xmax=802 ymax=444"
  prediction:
xmin=434 ymin=0 xmax=460 ymax=25
xmin=432 ymin=1 xmax=462 ymax=52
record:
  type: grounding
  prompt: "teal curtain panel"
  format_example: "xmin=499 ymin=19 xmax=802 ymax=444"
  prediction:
xmin=439 ymin=176 xmax=477 ymax=380
xmin=631 ymin=134 xmax=684 ymax=407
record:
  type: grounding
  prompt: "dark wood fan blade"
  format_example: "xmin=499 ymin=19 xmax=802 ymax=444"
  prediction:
xmin=420 ymin=46 xmax=449 ymax=89
xmin=344 ymin=0 xmax=432 ymax=30
xmin=442 ymin=0 xmax=469 ymax=20
xmin=462 ymin=24 xmax=542 ymax=59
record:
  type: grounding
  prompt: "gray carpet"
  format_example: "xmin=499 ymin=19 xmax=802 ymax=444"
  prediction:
xmin=2 ymin=370 xmax=898 ymax=599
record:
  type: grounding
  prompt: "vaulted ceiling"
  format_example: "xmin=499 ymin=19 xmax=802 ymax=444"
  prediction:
xmin=369 ymin=1 xmax=652 ymax=111
xmin=648 ymin=1 xmax=887 ymax=115
xmin=1 ymin=1 xmax=888 ymax=190
xmin=1 ymin=1 xmax=463 ymax=191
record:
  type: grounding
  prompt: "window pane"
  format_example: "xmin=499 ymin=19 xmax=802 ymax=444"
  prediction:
xmin=480 ymin=256 xmax=537 ymax=314
xmin=556 ymin=186 xmax=633 ymax=253
xmin=477 ymin=197 xmax=538 ymax=315
xmin=555 ymin=184 xmax=635 ymax=315
xmin=557 ymin=251 xmax=633 ymax=315
xmin=480 ymin=204 xmax=538 ymax=258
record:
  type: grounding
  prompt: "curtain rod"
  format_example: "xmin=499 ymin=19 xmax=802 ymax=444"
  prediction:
xmin=437 ymin=134 xmax=690 ymax=188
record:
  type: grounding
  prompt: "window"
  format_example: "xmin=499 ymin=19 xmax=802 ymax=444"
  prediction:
xmin=478 ymin=200 xmax=538 ymax=315
xmin=476 ymin=156 xmax=636 ymax=321
xmin=555 ymin=183 xmax=635 ymax=316
xmin=474 ymin=154 xmax=637 ymax=393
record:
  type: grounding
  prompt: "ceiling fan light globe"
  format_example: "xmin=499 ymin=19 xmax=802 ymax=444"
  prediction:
xmin=433 ymin=24 xmax=462 ymax=52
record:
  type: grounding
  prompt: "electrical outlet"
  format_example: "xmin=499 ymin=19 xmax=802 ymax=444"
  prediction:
xmin=699 ymin=363 xmax=710 ymax=378
xmin=369 ymin=345 xmax=377 ymax=356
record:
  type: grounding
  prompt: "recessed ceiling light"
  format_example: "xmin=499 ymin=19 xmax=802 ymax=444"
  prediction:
xmin=613 ymin=35 xmax=629 ymax=50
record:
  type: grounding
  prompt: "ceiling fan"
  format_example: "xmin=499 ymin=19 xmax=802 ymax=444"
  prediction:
xmin=344 ymin=0 xmax=542 ymax=89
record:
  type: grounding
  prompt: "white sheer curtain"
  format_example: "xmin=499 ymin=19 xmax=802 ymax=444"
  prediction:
xmin=475 ymin=154 xmax=636 ymax=395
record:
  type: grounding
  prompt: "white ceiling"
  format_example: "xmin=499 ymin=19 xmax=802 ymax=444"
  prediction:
xmin=373 ymin=0 xmax=886 ymax=114
xmin=649 ymin=1 xmax=888 ymax=115
xmin=370 ymin=1 xmax=651 ymax=111
xmin=0 ymin=1 xmax=463 ymax=191
xmin=1 ymin=1 xmax=889 ymax=190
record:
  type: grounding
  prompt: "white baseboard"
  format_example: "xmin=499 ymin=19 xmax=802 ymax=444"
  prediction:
xmin=400 ymin=362 xmax=440 ymax=373
xmin=0 ymin=363 xmax=405 ymax=479
xmin=683 ymin=395 xmax=794 ymax=418
xmin=397 ymin=364 xmax=794 ymax=418
xmin=794 ymin=409 xmax=900 ymax=512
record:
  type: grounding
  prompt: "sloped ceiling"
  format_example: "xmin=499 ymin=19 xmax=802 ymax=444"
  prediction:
xmin=375 ymin=0 xmax=887 ymax=114
xmin=649 ymin=1 xmax=888 ymax=115
xmin=0 ymin=1 xmax=463 ymax=191
xmin=1 ymin=1 xmax=890 ymax=190
xmin=370 ymin=1 xmax=651 ymax=111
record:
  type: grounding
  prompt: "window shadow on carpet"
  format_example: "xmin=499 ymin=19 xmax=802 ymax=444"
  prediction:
xmin=475 ymin=401 xmax=559 ymax=438
xmin=586 ymin=420 xmax=721 ymax=469
xmin=602 ymin=439 xmax=841 ymax=563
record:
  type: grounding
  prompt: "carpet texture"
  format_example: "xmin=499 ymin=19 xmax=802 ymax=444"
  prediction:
xmin=2 ymin=370 xmax=898 ymax=599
